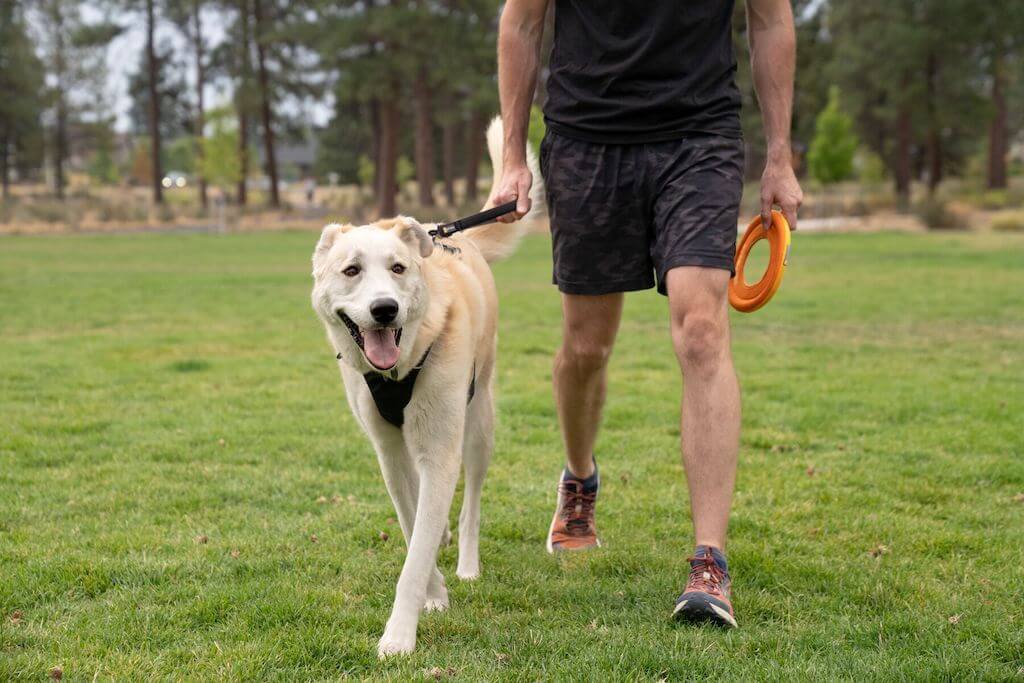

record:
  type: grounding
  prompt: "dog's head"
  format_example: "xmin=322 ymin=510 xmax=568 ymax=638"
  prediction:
xmin=311 ymin=216 xmax=434 ymax=372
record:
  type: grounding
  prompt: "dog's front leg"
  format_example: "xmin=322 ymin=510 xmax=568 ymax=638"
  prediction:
xmin=377 ymin=423 xmax=463 ymax=658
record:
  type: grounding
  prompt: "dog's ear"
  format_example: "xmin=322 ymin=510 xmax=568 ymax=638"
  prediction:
xmin=396 ymin=216 xmax=434 ymax=258
xmin=312 ymin=223 xmax=348 ymax=276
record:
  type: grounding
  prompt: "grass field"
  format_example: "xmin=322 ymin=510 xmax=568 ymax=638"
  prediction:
xmin=1 ymin=229 xmax=1023 ymax=680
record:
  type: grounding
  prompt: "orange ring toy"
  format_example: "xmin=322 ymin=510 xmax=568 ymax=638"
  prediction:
xmin=729 ymin=210 xmax=791 ymax=313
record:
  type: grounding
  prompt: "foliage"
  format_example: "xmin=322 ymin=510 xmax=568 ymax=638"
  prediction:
xmin=199 ymin=107 xmax=242 ymax=193
xmin=528 ymin=105 xmax=546 ymax=156
xmin=807 ymin=86 xmax=858 ymax=184
xmin=0 ymin=2 xmax=47 ymax=183
xmin=855 ymin=149 xmax=886 ymax=186
xmin=356 ymin=154 xmax=374 ymax=189
xmin=914 ymin=197 xmax=969 ymax=231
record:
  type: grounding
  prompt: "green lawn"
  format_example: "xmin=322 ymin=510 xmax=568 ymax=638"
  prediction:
xmin=1 ymin=229 xmax=1022 ymax=680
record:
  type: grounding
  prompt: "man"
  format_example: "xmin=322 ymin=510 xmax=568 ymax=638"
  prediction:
xmin=488 ymin=0 xmax=802 ymax=628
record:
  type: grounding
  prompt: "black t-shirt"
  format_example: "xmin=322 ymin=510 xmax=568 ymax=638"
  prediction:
xmin=543 ymin=0 xmax=742 ymax=144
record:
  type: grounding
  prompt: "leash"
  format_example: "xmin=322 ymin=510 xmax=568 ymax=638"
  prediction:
xmin=729 ymin=210 xmax=791 ymax=313
xmin=428 ymin=201 xmax=519 ymax=239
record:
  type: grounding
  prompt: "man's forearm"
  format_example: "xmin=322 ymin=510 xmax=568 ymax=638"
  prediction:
xmin=747 ymin=0 xmax=796 ymax=165
xmin=497 ymin=1 xmax=547 ymax=167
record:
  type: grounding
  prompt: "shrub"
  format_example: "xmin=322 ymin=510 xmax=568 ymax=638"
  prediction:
xmin=808 ymin=86 xmax=858 ymax=184
xmin=990 ymin=212 xmax=1024 ymax=233
xmin=914 ymin=197 xmax=969 ymax=231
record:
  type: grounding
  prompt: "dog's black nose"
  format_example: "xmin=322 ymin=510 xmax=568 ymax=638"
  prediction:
xmin=370 ymin=298 xmax=399 ymax=324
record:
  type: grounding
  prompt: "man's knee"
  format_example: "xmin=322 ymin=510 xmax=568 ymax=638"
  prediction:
xmin=672 ymin=312 xmax=729 ymax=373
xmin=557 ymin=335 xmax=614 ymax=376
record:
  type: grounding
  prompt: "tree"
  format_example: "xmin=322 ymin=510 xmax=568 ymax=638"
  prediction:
xmin=807 ymin=86 xmax=858 ymax=184
xmin=165 ymin=0 xmax=211 ymax=208
xmin=199 ymin=106 xmax=242 ymax=195
xmin=0 ymin=1 xmax=46 ymax=198
xmin=252 ymin=0 xmax=280 ymax=207
xmin=145 ymin=0 xmax=164 ymax=202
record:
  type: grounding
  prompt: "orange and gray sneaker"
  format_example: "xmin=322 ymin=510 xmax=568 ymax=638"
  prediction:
xmin=546 ymin=467 xmax=600 ymax=553
xmin=672 ymin=546 xmax=737 ymax=628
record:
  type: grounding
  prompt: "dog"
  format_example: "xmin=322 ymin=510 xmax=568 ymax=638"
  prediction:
xmin=310 ymin=118 xmax=543 ymax=657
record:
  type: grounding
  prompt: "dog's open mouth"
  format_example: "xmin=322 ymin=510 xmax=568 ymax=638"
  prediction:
xmin=339 ymin=312 xmax=402 ymax=371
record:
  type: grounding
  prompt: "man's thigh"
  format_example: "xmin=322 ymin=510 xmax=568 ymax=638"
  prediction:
xmin=540 ymin=132 xmax=654 ymax=295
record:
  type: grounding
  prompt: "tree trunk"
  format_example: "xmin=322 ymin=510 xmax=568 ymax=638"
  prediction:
xmin=146 ymin=0 xmax=164 ymax=204
xmin=924 ymin=50 xmax=942 ymax=196
xmin=464 ymin=110 xmax=486 ymax=203
xmin=53 ymin=3 xmax=66 ymax=199
xmin=191 ymin=0 xmax=208 ymax=209
xmin=236 ymin=0 xmax=252 ymax=206
xmin=1 ymin=127 xmax=10 ymax=200
xmin=987 ymin=50 xmax=1008 ymax=190
xmin=442 ymin=119 xmax=456 ymax=206
xmin=894 ymin=103 xmax=912 ymax=208
xmin=252 ymin=0 xmax=279 ymax=208
xmin=377 ymin=96 xmax=399 ymax=218
xmin=369 ymin=98 xmax=381 ymax=198
xmin=412 ymin=66 xmax=435 ymax=207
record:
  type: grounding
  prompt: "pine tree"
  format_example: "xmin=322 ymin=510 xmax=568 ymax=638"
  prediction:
xmin=0 ymin=2 xmax=46 ymax=198
xmin=807 ymin=86 xmax=858 ymax=184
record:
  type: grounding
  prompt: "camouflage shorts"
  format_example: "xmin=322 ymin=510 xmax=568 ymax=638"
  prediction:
xmin=539 ymin=131 xmax=744 ymax=296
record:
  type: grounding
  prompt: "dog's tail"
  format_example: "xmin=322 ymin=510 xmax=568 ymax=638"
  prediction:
xmin=459 ymin=116 xmax=545 ymax=263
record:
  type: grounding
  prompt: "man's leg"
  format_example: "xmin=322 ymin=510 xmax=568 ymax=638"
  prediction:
xmin=554 ymin=293 xmax=623 ymax=479
xmin=546 ymin=292 xmax=623 ymax=552
xmin=665 ymin=266 xmax=740 ymax=627
xmin=665 ymin=266 xmax=739 ymax=550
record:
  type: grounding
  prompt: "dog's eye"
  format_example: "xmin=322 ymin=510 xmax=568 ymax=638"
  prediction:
xmin=391 ymin=263 xmax=406 ymax=275
xmin=343 ymin=265 xmax=360 ymax=277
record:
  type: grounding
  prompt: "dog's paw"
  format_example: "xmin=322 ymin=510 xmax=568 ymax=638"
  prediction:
xmin=423 ymin=595 xmax=449 ymax=612
xmin=377 ymin=629 xmax=416 ymax=658
xmin=456 ymin=564 xmax=480 ymax=581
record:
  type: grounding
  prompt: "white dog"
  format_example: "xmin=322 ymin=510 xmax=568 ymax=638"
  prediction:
xmin=310 ymin=119 xmax=543 ymax=657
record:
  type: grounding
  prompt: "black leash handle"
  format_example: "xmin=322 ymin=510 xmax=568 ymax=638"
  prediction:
xmin=431 ymin=201 xmax=519 ymax=238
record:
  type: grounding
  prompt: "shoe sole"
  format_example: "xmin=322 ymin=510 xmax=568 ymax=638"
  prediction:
xmin=545 ymin=478 xmax=601 ymax=554
xmin=672 ymin=593 xmax=738 ymax=628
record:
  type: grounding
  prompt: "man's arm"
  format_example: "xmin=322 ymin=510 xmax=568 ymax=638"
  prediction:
xmin=747 ymin=0 xmax=803 ymax=230
xmin=489 ymin=0 xmax=549 ymax=222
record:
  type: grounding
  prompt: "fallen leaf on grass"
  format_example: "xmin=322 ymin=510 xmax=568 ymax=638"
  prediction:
xmin=870 ymin=544 xmax=890 ymax=558
xmin=806 ymin=465 xmax=816 ymax=477
xmin=495 ymin=653 xmax=510 ymax=663
xmin=230 ymin=549 xmax=240 ymax=559
xmin=9 ymin=610 xmax=22 ymax=625
xmin=948 ymin=614 xmax=962 ymax=625
xmin=1012 ymin=493 xmax=1024 ymax=504
xmin=218 ymin=439 xmax=225 ymax=447
xmin=49 ymin=668 xmax=62 ymax=680
xmin=427 ymin=666 xmax=456 ymax=679
xmin=195 ymin=535 xmax=208 ymax=544
xmin=310 ymin=534 xmax=318 ymax=543
xmin=379 ymin=531 xmax=389 ymax=542
xmin=316 ymin=496 xmax=328 ymax=504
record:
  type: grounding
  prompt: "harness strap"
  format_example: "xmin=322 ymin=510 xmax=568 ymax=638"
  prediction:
xmin=360 ymin=346 xmax=476 ymax=428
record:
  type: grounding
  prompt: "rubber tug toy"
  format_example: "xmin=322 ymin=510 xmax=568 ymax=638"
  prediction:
xmin=729 ymin=210 xmax=791 ymax=313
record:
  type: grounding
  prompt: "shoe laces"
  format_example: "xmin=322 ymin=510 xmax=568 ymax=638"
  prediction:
xmin=558 ymin=480 xmax=596 ymax=534
xmin=686 ymin=549 xmax=727 ymax=594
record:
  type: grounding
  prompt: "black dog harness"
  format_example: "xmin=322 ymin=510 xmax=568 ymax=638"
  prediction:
xmin=336 ymin=202 xmax=514 ymax=429
xmin=360 ymin=347 xmax=476 ymax=428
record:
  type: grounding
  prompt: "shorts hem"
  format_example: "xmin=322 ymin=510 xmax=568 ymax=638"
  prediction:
xmin=656 ymin=256 xmax=735 ymax=295
xmin=553 ymin=275 xmax=656 ymax=296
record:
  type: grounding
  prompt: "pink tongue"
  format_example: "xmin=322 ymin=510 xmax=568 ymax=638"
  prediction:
xmin=362 ymin=328 xmax=400 ymax=369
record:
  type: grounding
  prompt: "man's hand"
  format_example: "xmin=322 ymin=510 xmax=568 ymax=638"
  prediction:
xmin=760 ymin=158 xmax=802 ymax=230
xmin=488 ymin=163 xmax=533 ymax=223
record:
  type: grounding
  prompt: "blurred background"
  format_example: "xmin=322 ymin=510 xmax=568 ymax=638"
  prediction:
xmin=0 ymin=0 xmax=1022 ymax=234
